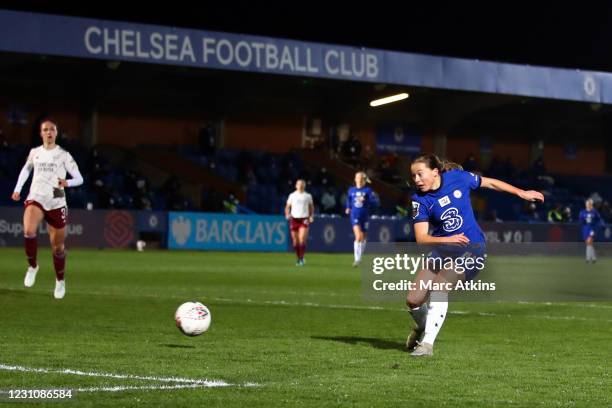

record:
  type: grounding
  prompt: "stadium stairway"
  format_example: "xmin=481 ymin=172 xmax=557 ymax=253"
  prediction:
xmin=298 ymin=149 xmax=405 ymax=212
xmin=97 ymin=145 xmax=245 ymax=209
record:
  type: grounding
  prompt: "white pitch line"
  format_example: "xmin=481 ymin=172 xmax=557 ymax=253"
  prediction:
xmin=0 ymin=384 xmax=215 ymax=395
xmin=211 ymin=297 xmax=388 ymax=311
xmin=0 ymin=364 xmax=236 ymax=388
xmin=72 ymin=288 xmax=612 ymax=311
xmin=212 ymin=298 xmax=612 ymax=322
xmin=75 ymin=384 xmax=218 ymax=392
xmin=518 ymin=301 xmax=612 ymax=309
xmin=73 ymin=382 xmax=258 ymax=392
xmin=449 ymin=310 xmax=612 ymax=323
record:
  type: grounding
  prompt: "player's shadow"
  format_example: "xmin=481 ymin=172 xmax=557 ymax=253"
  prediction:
xmin=311 ymin=336 xmax=406 ymax=352
xmin=0 ymin=288 xmax=28 ymax=296
xmin=160 ymin=344 xmax=196 ymax=349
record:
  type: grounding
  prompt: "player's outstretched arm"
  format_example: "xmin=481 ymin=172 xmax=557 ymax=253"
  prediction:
xmin=480 ymin=176 xmax=544 ymax=202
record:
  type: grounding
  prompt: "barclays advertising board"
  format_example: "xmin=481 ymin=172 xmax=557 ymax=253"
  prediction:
xmin=168 ymin=212 xmax=288 ymax=251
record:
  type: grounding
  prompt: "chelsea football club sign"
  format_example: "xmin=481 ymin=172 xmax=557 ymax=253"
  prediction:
xmin=2 ymin=10 xmax=612 ymax=103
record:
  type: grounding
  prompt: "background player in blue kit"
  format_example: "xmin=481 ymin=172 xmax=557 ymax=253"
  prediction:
xmin=579 ymin=198 xmax=604 ymax=263
xmin=345 ymin=171 xmax=377 ymax=267
xmin=407 ymin=154 xmax=544 ymax=356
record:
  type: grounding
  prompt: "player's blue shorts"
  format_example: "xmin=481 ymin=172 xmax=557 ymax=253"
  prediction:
xmin=582 ymin=227 xmax=595 ymax=241
xmin=351 ymin=215 xmax=369 ymax=232
xmin=426 ymin=243 xmax=487 ymax=281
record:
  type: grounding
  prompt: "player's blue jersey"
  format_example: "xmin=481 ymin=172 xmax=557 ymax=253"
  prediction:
xmin=411 ymin=169 xmax=485 ymax=243
xmin=579 ymin=209 xmax=602 ymax=226
xmin=346 ymin=186 xmax=376 ymax=218
xmin=579 ymin=209 xmax=603 ymax=240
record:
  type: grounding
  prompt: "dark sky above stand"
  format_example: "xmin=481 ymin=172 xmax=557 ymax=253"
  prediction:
xmin=6 ymin=2 xmax=612 ymax=72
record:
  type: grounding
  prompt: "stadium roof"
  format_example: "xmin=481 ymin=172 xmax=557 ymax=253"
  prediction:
xmin=5 ymin=3 xmax=612 ymax=72
xmin=2 ymin=9 xmax=612 ymax=104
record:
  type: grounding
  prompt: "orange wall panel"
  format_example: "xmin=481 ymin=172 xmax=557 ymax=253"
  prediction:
xmin=491 ymin=142 xmax=531 ymax=170
xmin=543 ymin=145 xmax=605 ymax=175
xmin=223 ymin=116 xmax=302 ymax=153
xmin=97 ymin=113 xmax=200 ymax=147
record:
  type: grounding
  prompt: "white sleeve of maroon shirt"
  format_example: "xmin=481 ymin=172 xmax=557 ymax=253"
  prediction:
xmin=64 ymin=152 xmax=84 ymax=187
xmin=13 ymin=163 xmax=32 ymax=193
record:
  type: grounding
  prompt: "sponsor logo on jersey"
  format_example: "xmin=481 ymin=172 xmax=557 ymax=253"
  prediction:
xmin=438 ymin=196 xmax=451 ymax=207
xmin=440 ymin=207 xmax=463 ymax=232
xmin=412 ymin=202 xmax=420 ymax=219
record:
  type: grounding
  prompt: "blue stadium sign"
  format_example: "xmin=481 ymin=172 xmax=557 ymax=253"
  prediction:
xmin=167 ymin=212 xmax=288 ymax=251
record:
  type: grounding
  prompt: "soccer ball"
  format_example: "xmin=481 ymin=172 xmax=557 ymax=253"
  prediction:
xmin=174 ymin=302 xmax=211 ymax=336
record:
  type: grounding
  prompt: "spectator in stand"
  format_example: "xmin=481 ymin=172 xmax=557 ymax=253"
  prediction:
xmin=245 ymin=166 xmax=257 ymax=186
xmin=520 ymin=202 xmax=540 ymax=222
xmin=236 ymin=151 xmax=252 ymax=183
xmin=223 ymin=192 xmax=240 ymax=213
xmin=599 ymin=200 xmax=611 ymax=222
xmin=531 ymin=156 xmax=546 ymax=177
xmin=161 ymin=176 xmax=188 ymax=211
xmin=133 ymin=174 xmax=153 ymax=210
xmin=589 ymin=192 xmax=603 ymax=207
xmin=562 ymin=206 xmax=573 ymax=222
xmin=342 ymin=135 xmax=361 ymax=164
xmin=320 ymin=187 xmax=337 ymax=214
xmin=485 ymin=209 xmax=503 ymax=223
xmin=314 ymin=167 xmax=334 ymax=188
xmin=378 ymin=153 xmax=401 ymax=184
xmin=547 ymin=203 xmax=564 ymax=223
xmin=198 ymin=122 xmax=216 ymax=157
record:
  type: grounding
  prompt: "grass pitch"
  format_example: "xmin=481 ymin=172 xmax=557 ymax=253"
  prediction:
xmin=0 ymin=248 xmax=610 ymax=407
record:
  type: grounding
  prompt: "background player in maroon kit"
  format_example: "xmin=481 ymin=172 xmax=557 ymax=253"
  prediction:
xmin=11 ymin=119 xmax=83 ymax=299
xmin=285 ymin=179 xmax=314 ymax=266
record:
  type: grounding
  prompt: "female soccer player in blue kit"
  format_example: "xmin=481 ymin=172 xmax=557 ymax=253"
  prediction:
xmin=345 ymin=171 xmax=377 ymax=267
xmin=407 ymin=154 xmax=544 ymax=356
xmin=579 ymin=198 xmax=604 ymax=263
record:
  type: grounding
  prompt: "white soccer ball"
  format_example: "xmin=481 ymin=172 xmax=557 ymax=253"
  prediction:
xmin=136 ymin=240 xmax=146 ymax=252
xmin=175 ymin=302 xmax=211 ymax=336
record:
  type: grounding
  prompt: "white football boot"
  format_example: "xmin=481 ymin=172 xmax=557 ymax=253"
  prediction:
xmin=54 ymin=279 xmax=65 ymax=299
xmin=24 ymin=265 xmax=39 ymax=287
xmin=410 ymin=342 xmax=434 ymax=357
